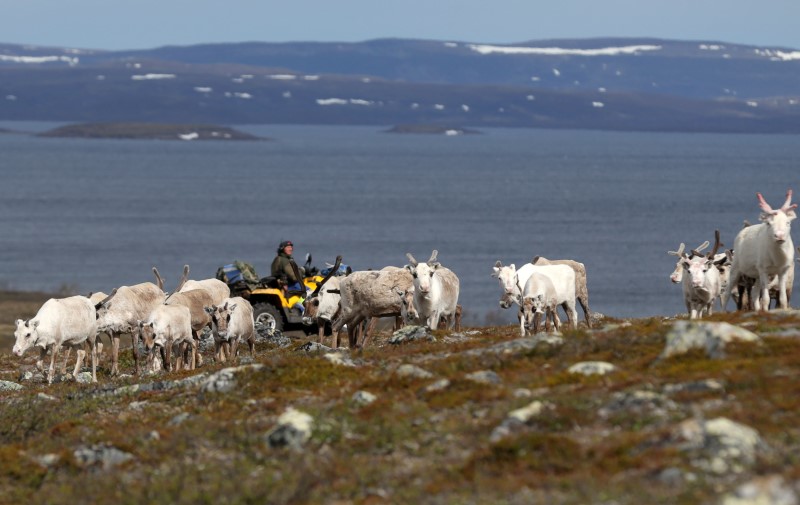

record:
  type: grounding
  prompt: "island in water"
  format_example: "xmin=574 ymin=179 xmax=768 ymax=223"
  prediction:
xmin=385 ymin=124 xmax=481 ymax=135
xmin=37 ymin=123 xmax=266 ymax=141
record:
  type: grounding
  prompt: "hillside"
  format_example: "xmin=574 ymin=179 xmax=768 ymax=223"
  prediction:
xmin=2 ymin=38 xmax=800 ymax=132
xmin=1 ymin=289 xmax=800 ymax=503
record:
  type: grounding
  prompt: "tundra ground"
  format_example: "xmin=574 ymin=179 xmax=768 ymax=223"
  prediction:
xmin=0 ymin=291 xmax=799 ymax=504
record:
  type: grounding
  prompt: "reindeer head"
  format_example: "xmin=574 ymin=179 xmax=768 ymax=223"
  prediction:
xmin=12 ymin=319 xmax=39 ymax=356
xmin=680 ymin=255 xmax=715 ymax=288
xmin=136 ymin=320 xmax=160 ymax=352
xmin=405 ymin=250 xmax=440 ymax=295
xmin=397 ymin=288 xmax=418 ymax=324
xmin=205 ymin=302 xmax=236 ymax=340
xmin=492 ymin=260 xmax=520 ymax=308
xmin=758 ymin=190 xmax=797 ymax=243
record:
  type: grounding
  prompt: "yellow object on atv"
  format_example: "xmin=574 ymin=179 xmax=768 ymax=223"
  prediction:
xmin=248 ymin=275 xmax=322 ymax=309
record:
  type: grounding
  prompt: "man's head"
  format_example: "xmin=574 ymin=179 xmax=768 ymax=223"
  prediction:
xmin=278 ymin=240 xmax=294 ymax=254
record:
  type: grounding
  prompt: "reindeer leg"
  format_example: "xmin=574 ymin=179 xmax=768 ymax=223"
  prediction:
xmin=131 ymin=332 xmax=140 ymax=375
xmin=48 ymin=343 xmax=59 ymax=384
xmin=60 ymin=347 xmax=71 ymax=375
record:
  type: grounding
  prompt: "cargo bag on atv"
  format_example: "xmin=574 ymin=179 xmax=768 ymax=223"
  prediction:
xmin=216 ymin=260 xmax=259 ymax=286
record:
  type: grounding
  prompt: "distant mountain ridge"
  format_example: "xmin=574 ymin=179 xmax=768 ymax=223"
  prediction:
xmin=2 ymin=37 xmax=800 ymax=132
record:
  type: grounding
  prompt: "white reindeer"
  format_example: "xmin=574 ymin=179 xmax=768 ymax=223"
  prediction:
xmin=13 ymin=296 xmax=99 ymax=384
xmin=520 ymin=272 xmax=562 ymax=336
xmin=405 ymin=250 xmax=460 ymax=331
xmin=492 ymin=261 xmax=578 ymax=333
xmin=723 ymin=190 xmax=797 ymax=311
xmin=679 ymin=231 xmax=722 ymax=319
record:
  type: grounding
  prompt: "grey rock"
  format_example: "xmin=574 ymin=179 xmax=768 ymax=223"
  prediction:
xmin=73 ymin=444 xmax=134 ymax=470
xmin=36 ymin=392 xmax=57 ymax=401
xmin=267 ymin=408 xmax=313 ymax=449
xmin=465 ymin=370 xmax=502 ymax=385
xmin=663 ymin=379 xmax=725 ymax=395
xmin=465 ymin=334 xmax=564 ymax=358
xmin=168 ymin=412 xmax=191 ymax=426
xmin=390 ymin=325 xmax=436 ymax=344
xmin=721 ymin=475 xmax=798 ymax=505
xmin=660 ymin=321 xmax=760 ymax=360
xmin=19 ymin=370 xmax=43 ymax=382
xmin=200 ymin=364 xmax=265 ymax=393
xmin=0 ymin=380 xmax=23 ymax=391
xmin=395 ymin=364 xmax=434 ymax=380
xmin=422 ymin=378 xmax=451 ymax=393
xmin=296 ymin=341 xmax=333 ymax=353
xmin=256 ymin=328 xmax=291 ymax=347
xmin=75 ymin=372 xmax=94 ymax=384
xmin=352 ymin=390 xmax=377 ymax=406
xmin=599 ymin=390 xmax=678 ymax=418
xmin=323 ymin=352 xmax=357 ymax=367
xmin=490 ymin=401 xmax=549 ymax=443
xmin=568 ymin=361 xmax=616 ymax=376
xmin=34 ymin=453 xmax=61 ymax=468
xmin=673 ymin=417 xmax=766 ymax=475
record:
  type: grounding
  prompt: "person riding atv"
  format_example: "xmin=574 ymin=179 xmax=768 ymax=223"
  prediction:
xmin=271 ymin=240 xmax=303 ymax=291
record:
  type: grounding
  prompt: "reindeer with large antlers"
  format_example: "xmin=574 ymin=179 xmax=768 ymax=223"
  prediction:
xmin=722 ymin=190 xmax=797 ymax=311
xmin=678 ymin=230 xmax=723 ymax=319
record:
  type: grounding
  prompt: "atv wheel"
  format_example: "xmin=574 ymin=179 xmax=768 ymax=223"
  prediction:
xmin=253 ymin=303 xmax=283 ymax=335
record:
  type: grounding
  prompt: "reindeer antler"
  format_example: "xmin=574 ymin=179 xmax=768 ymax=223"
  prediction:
xmin=667 ymin=243 xmax=686 ymax=257
xmin=406 ymin=253 xmax=418 ymax=267
xmin=707 ymin=230 xmax=722 ymax=259
xmin=782 ymin=189 xmax=798 ymax=211
xmin=757 ymin=192 xmax=776 ymax=214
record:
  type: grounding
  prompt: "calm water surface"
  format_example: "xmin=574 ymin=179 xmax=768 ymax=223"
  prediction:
xmin=1 ymin=122 xmax=798 ymax=324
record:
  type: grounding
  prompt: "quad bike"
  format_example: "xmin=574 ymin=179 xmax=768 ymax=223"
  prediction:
xmin=216 ymin=254 xmax=342 ymax=335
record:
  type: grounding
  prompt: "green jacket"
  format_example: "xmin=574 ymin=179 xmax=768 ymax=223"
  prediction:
xmin=271 ymin=252 xmax=298 ymax=283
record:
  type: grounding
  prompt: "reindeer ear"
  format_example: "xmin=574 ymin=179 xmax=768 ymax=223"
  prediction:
xmin=759 ymin=212 xmax=773 ymax=223
xmin=32 ymin=320 xmax=40 ymax=329
xmin=509 ymin=263 xmax=515 ymax=271
xmin=229 ymin=304 xmax=237 ymax=311
xmin=787 ymin=208 xmax=797 ymax=220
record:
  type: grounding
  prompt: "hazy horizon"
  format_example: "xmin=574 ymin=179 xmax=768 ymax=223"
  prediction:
xmin=2 ymin=0 xmax=799 ymax=52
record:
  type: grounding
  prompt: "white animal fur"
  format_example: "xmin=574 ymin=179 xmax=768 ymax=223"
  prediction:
xmin=204 ymin=297 xmax=255 ymax=363
xmin=166 ymin=288 xmax=215 ymax=369
xmin=680 ymin=254 xmax=721 ymax=319
xmin=532 ymin=256 xmax=592 ymax=328
xmin=405 ymin=250 xmax=460 ymax=331
xmin=96 ymin=282 xmax=165 ymax=376
xmin=520 ymin=272 xmax=561 ymax=336
xmin=332 ymin=267 xmax=413 ymax=348
xmin=303 ymin=276 xmax=343 ymax=347
xmin=137 ymin=304 xmax=193 ymax=372
xmin=722 ymin=190 xmax=797 ymax=311
xmin=13 ymin=296 xmax=98 ymax=384
xmin=492 ymin=261 xmax=577 ymax=329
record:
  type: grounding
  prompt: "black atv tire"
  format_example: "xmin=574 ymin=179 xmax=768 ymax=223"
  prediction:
xmin=253 ymin=303 xmax=284 ymax=334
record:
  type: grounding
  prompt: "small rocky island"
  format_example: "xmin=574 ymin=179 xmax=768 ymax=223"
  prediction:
xmin=37 ymin=123 xmax=265 ymax=141
xmin=385 ymin=124 xmax=481 ymax=135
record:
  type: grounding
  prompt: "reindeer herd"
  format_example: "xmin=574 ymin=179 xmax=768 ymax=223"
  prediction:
xmin=668 ymin=190 xmax=797 ymax=319
xmin=9 ymin=190 xmax=798 ymax=385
